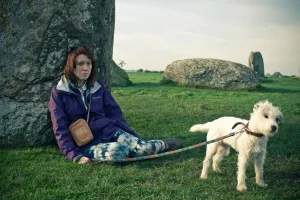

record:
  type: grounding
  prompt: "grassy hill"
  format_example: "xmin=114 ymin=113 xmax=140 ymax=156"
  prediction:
xmin=1 ymin=72 xmax=300 ymax=200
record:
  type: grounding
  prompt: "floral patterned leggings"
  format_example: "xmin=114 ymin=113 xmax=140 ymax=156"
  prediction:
xmin=82 ymin=130 xmax=165 ymax=161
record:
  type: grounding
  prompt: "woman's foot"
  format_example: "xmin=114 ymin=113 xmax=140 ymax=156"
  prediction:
xmin=161 ymin=138 xmax=182 ymax=152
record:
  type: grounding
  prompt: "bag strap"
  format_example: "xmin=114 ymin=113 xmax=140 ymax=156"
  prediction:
xmin=86 ymin=92 xmax=92 ymax=123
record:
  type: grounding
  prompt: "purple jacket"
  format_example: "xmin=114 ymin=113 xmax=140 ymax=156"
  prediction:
xmin=48 ymin=76 xmax=138 ymax=162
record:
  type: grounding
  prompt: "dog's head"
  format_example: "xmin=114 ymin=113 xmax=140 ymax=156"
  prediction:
xmin=250 ymin=100 xmax=283 ymax=137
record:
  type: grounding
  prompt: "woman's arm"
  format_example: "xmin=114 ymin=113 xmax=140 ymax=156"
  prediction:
xmin=48 ymin=86 xmax=83 ymax=162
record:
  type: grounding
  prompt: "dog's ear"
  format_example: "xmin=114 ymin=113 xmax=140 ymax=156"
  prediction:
xmin=253 ymin=100 xmax=269 ymax=111
xmin=253 ymin=103 xmax=260 ymax=111
xmin=275 ymin=115 xmax=283 ymax=124
xmin=253 ymin=102 xmax=262 ymax=111
xmin=279 ymin=116 xmax=284 ymax=124
xmin=277 ymin=110 xmax=284 ymax=124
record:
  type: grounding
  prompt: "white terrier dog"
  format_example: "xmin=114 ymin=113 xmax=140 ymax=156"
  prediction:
xmin=190 ymin=100 xmax=283 ymax=192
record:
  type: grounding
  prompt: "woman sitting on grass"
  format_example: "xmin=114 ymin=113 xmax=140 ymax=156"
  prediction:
xmin=48 ymin=45 xmax=181 ymax=164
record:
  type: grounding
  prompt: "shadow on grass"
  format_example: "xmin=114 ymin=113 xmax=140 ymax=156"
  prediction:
xmin=127 ymin=82 xmax=178 ymax=89
xmin=253 ymin=85 xmax=300 ymax=93
xmin=259 ymin=79 xmax=276 ymax=84
xmin=130 ymin=82 xmax=161 ymax=88
xmin=129 ymin=81 xmax=300 ymax=93
xmin=269 ymin=170 xmax=300 ymax=182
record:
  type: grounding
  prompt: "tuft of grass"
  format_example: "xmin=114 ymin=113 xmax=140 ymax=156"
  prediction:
xmin=1 ymin=73 xmax=300 ymax=200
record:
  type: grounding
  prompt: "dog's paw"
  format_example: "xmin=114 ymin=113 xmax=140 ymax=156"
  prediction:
xmin=200 ymin=174 xmax=208 ymax=180
xmin=256 ymin=182 xmax=268 ymax=188
xmin=213 ymin=165 xmax=221 ymax=173
xmin=237 ymin=185 xmax=247 ymax=192
xmin=213 ymin=168 xmax=222 ymax=173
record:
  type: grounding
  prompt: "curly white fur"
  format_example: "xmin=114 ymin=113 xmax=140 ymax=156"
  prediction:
xmin=190 ymin=100 xmax=283 ymax=192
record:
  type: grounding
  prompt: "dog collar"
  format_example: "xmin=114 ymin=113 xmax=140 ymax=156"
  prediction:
xmin=232 ymin=122 xmax=264 ymax=138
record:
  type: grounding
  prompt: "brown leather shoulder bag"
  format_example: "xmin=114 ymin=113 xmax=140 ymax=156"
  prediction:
xmin=69 ymin=93 xmax=93 ymax=146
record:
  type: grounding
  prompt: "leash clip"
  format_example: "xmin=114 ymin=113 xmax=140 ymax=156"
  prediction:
xmin=237 ymin=127 xmax=246 ymax=135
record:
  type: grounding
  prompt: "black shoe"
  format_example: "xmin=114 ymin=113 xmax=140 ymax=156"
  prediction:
xmin=161 ymin=138 xmax=182 ymax=152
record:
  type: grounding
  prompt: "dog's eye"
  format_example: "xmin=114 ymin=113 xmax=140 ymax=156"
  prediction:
xmin=276 ymin=118 xmax=280 ymax=122
xmin=264 ymin=114 xmax=269 ymax=119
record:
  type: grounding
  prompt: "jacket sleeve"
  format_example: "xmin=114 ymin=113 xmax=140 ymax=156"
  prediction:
xmin=48 ymin=86 xmax=83 ymax=162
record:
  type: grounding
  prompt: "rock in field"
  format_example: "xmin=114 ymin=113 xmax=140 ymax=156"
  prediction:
xmin=162 ymin=58 xmax=259 ymax=90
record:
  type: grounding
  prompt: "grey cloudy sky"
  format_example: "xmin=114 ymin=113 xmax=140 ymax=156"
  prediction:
xmin=113 ymin=0 xmax=300 ymax=76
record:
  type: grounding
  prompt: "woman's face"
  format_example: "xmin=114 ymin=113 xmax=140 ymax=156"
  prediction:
xmin=74 ymin=54 xmax=92 ymax=81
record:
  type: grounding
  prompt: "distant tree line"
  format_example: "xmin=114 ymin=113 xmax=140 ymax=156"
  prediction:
xmin=137 ymin=69 xmax=163 ymax=73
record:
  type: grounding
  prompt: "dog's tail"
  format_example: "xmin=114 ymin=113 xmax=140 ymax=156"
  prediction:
xmin=189 ymin=122 xmax=213 ymax=133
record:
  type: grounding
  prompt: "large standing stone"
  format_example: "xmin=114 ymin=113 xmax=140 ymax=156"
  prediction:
xmin=248 ymin=51 xmax=265 ymax=79
xmin=0 ymin=0 xmax=115 ymax=147
xmin=111 ymin=60 xmax=132 ymax=86
xmin=162 ymin=58 xmax=259 ymax=90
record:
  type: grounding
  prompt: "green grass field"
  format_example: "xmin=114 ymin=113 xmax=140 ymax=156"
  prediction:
xmin=1 ymin=72 xmax=300 ymax=200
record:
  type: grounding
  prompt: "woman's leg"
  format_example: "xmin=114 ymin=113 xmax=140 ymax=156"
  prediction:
xmin=112 ymin=130 xmax=166 ymax=157
xmin=82 ymin=142 xmax=130 ymax=161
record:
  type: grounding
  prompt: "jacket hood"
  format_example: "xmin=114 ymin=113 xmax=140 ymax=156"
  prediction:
xmin=57 ymin=75 xmax=101 ymax=94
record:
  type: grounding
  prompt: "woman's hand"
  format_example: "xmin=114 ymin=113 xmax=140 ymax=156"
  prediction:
xmin=78 ymin=156 xmax=90 ymax=164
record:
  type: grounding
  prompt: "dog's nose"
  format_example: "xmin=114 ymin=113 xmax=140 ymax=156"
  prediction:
xmin=271 ymin=125 xmax=277 ymax=132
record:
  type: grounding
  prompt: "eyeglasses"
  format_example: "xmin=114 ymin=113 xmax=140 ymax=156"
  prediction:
xmin=76 ymin=61 xmax=92 ymax=67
